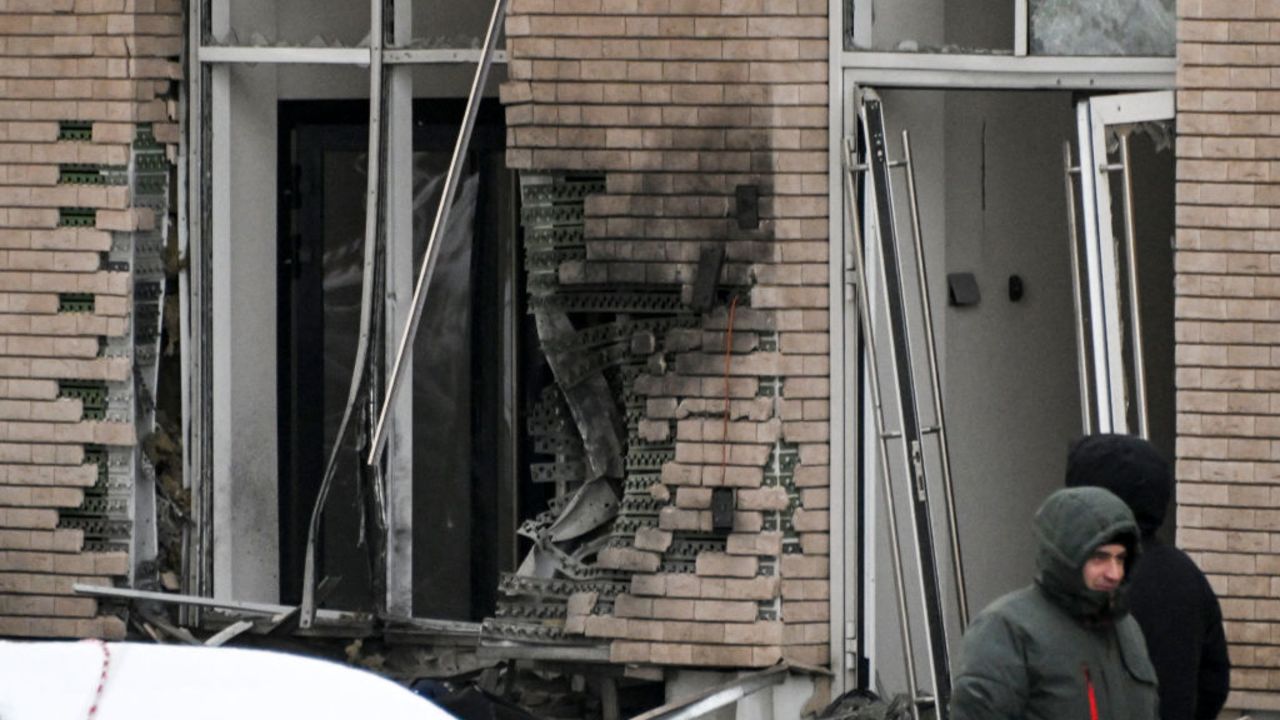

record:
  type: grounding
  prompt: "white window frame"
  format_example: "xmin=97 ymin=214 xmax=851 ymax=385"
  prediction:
xmin=181 ymin=0 xmax=506 ymax=618
xmin=1075 ymin=90 xmax=1176 ymax=434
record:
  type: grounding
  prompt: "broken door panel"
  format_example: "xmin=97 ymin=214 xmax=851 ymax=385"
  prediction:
xmin=852 ymin=89 xmax=969 ymax=717
xmin=1071 ymin=91 xmax=1174 ymax=438
xmin=1030 ymin=0 xmax=1175 ymax=56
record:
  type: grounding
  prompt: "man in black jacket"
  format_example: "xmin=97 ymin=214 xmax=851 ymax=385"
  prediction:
xmin=1066 ymin=434 xmax=1231 ymax=720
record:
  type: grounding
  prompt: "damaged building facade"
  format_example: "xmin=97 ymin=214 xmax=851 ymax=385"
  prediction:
xmin=3 ymin=0 xmax=1280 ymax=716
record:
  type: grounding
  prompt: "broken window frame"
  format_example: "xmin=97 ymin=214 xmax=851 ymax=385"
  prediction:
xmin=1069 ymin=90 xmax=1176 ymax=437
xmin=827 ymin=0 xmax=1177 ymax=695
xmin=180 ymin=0 xmax=509 ymax=623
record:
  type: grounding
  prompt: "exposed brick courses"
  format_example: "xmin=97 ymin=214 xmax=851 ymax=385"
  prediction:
xmin=0 ymin=0 xmax=179 ymax=639
xmin=504 ymin=0 xmax=829 ymax=668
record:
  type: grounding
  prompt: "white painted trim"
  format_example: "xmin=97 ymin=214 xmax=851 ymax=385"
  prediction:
xmin=1014 ymin=0 xmax=1028 ymax=56
xmin=198 ymin=46 xmax=369 ymax=64
xmin=384 ymin=0 xmax=415 ymax=620
xmin=198 ymin=46 xmax=508 ymax=65
xmin=383 ymin=48 xmax=509 ymax=64
xmin=1075 ymin=100 xmax=1111 ymax=431
xmin=828 ymin=0 xmax=852 ymax=692
xmin=1088 ymin=89 xmax=1175 ymax=126
xmin=1077 ymin=91 xmax=1175 ymax=434
xmin=841 ymin=52 xmax=1175 ymax=90
xmin=209 ymin=62 xmax=233 ymax=600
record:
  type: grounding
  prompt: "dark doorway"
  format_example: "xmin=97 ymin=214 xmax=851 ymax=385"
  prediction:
xmin=277 ymin=100 xmax=521 ymax=619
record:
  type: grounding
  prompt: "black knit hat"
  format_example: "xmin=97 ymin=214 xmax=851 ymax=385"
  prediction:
xmin=1064 ymin=434 xmax=1171 ymax=537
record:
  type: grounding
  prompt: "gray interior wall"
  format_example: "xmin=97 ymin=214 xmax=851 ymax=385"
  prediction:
xmin=212 ymin=4 xmax=281 ymax=602
xmin=941 ymin=90 xmax=1082 ymax=614
xmin=862 ymin=88 xmax=1084 ymax=693
xmin=869 ymin=0 xmax=942 ymax=51
xmin=868 ymin=0 xmax=1016 ymax=51
xmin=944 ymin=0 xmax=1015 ymax=51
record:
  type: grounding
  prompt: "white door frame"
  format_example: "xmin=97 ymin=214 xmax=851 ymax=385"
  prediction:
xmin=1075 ymin=90 xmax=1175 ymax=433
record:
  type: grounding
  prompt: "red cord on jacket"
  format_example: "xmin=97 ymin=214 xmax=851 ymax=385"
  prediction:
xmin=1083 ymin=664 xmax=1100 ymax=720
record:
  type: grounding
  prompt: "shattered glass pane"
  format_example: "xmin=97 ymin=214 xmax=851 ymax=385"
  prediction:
xmin=1030 ymin=0 xmax=1175 ymax=56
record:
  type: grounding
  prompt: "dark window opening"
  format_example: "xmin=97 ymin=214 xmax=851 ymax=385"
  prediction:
xmin=276 ymin=99 xmax=530 ymax=620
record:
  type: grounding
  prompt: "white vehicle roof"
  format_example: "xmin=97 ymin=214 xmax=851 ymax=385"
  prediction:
xmin=0 ymin=640 xmax=455 ymax=720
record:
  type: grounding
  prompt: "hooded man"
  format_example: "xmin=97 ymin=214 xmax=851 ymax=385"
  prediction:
xmin=1066 ymin=434 xmax=1230 ymax=720
xmin=950 ymin=486 xmax=1159 ymax=719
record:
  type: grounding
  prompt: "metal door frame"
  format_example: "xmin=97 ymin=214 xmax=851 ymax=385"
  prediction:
xmin=1075 ymin=90 xmax=1175 ymax=434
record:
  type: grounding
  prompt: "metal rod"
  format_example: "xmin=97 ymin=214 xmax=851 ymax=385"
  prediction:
xmin=300 ymin=0 xmax=387 ymax=629
xmin=181 ymin=0 xmax=208 ymax=626
xmin=1062 ymin=141 xmax=1093 ymax=434
xmin=629 ymin=665 xmax=788 ymax=720
xmin=367 ymin=0 xmax=509 ymax=465
xmin=900 ymin=129 xmax=969 ymax=629
xmin=1118 ymin=134 xmax=1149 ymax=438
xmin=842 ymin=136 xmax=922 ymax=720
xmin=204 ymin=619 xmax=255 ymax=646
xmin=73 ymin=584 xmax=367 ymax=622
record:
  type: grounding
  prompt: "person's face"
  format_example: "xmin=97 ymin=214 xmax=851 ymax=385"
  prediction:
xmin=1082 ymin=542 xmax=1126 ymax=593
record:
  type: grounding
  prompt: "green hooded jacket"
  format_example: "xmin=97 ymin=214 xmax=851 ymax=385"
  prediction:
xmin=950 ymin=487 xmax=1159 ymax=720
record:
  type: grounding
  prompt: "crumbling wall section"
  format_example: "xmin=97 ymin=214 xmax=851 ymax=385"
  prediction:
xmin=501 ymin=0 xmax=830 ymax=668
xmin=1175 ymin=0 xmax=1280 ymax=709
xmin=0 ymin=0 xmax=180 ymax=639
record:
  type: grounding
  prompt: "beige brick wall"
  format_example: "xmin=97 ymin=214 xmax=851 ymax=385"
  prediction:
xmin=503 ymin=0 xmax=829 ymax=668
xmin=1177 ymin=0 xmax=1280 ymax=709
xmin=0 ymin=0 xmax=180 ymax=639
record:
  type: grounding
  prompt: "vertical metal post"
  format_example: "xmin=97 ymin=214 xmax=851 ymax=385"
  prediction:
xmin=181 ymin=0 xmax=210 ymax=619
xmin=842 ymin=138 xmax=921 ymax=720
xmin=300 ymin=0 xmax=387 ymax=629
xmin=1014 ymin=0 xmax=1028 ymax=56
xmin=1062 ymin=142 xmax=1093 ymax=434
xmin=862 ymin=96 xmax=952 ymax=714
xmin=900 ymin=130 xmax=968 ymax=629
xmin=382 ymin=0 xmax=414 ymax=620
xmin=368 ymin=0 xmax=509 ymax=464
xmin=1076 ymin=102 xmax=1121 ymax=432
xmin=1117 ymin=134 xmax=1149 ymax=438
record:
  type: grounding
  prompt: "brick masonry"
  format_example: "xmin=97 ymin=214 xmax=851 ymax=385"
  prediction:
xmin=503 ymin=0 xmax=829 ymax=668
xmin=0 ymin=0 xmax=180 ymax=639
xmin=1177 ymin=0 xmax=1280 ymax=709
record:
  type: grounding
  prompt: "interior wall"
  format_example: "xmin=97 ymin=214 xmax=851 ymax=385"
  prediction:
xmin=941 ymin=89 xmax=1081 ymax=614
xmin=869 ymin=0 xmax=1017 ymax=52
xmin=869 ymin=0 xmax=943 ymax=51
xmin=860 ymin=88 xmax=1086 ymax=694
xmin=212 ymin=5 xmax=282 ymax=603
xmin=944 ymin=0 xmax=1015 ymax=51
